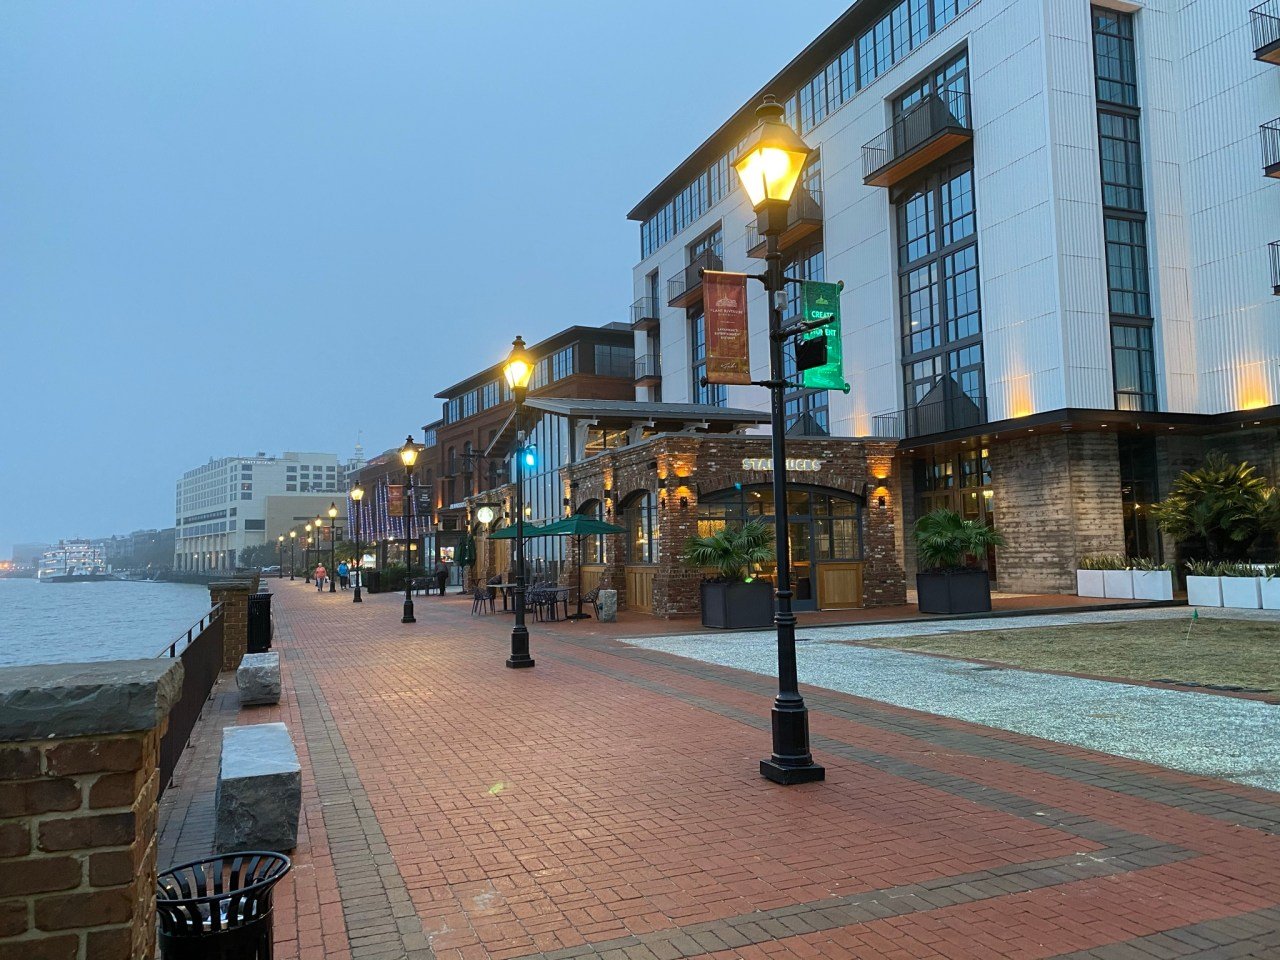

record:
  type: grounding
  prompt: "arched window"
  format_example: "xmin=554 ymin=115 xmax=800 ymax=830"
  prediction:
xmin=621 ymin=491 xmax=658 ymax=564
xmin=576 ymin=499 xmax=606 ymax=564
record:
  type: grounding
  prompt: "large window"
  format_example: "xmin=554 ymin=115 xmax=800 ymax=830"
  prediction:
xmin=1112 ymin=325 xmax=1157 ymax=412
xmin=594 ymin=344 xmax=634 ymax=379
xmin=690 ymin=309 xmax=727 ymax=407
xmin=622 ymin=492 xmax=658 ymax=564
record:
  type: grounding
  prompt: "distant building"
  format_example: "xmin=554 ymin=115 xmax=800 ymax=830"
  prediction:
xmin=174 ymin=452 xmax=348 ymax=572
xmin=10 ymin=542 xmax=52 ymax=571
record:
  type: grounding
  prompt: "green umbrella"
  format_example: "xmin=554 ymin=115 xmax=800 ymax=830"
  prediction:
xmin=537 ymin=515 xmax=626 ymax=619
xmin=487 ymin=521 xmax=552 ymax=540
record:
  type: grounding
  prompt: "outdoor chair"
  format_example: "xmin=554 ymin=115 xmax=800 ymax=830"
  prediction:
xmin=410 ymin=577 xmax=431 ymax=596
xmin=580 ymin=586 xmax=601 ymax=619
xmin=471 ymin=585 xmax=495 ymax=616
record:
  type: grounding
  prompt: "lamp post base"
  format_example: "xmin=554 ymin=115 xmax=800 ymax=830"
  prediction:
xmin=505 ymin=655 xmax=535 ymax=669
xmin=402 ymin=599 xmax=415 ymax=623
xmin=353 ymin=588 xmax=362 ymax=603
xmin=759 ymin=758 xmax=825 ymax=785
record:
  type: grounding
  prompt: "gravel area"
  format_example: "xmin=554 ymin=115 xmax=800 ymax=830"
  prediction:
xmin=621 ymin=607 xmax=1280 ymax=793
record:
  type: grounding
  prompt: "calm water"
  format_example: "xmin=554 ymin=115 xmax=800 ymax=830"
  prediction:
xmin=0 ymin=578 xmax=215 ymax=667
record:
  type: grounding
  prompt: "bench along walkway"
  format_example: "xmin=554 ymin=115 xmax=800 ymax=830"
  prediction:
xmin=160 ymin=579 xmax=1280 ymax=960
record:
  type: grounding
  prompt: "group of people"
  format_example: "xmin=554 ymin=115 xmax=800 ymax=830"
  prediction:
xmin=312 ymin=561 xmax=353 ymax=591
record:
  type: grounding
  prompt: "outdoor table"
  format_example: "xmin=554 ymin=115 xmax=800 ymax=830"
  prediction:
xmin=541 ymin=587 xmax=572 ymax=622
xmin=494 ymin=582 xmax=518 ymax=612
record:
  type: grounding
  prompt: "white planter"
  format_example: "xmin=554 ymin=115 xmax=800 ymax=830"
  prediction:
xmin=1103 ymin=569 xmax=1134 ymax=599
xmin=1220 ymin=577 xmax=1262 ymax=609
xmin=1261 ymin=578 xmax=1280 ymax=611
xmin=1076 ymin=570 xmax=1105 ymax=598
xmin=1186 ymin=576 xmax=1222 ymax=607
xmin=1131 ymin=570 xmax=1173 ymax=602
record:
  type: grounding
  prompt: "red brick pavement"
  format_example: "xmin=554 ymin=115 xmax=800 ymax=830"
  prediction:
xmin=210 ymin=580 xmax=1280 ymax=959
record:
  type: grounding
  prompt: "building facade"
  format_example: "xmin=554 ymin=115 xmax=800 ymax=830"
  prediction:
xmin=174 ymin=451 xmax=349 ymax=572
xmin=628 ymin=0 xmax=1280 ymax=591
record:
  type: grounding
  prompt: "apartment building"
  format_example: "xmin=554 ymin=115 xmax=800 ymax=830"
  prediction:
xmin=627 ymin=0 xmax=1280 ymax=592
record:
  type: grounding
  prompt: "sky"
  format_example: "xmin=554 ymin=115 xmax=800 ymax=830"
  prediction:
xmin=0 ymin=1 xmax=849 ymax=557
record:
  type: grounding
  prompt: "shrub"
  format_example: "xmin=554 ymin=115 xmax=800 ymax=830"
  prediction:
xmin=1184 ymin=559 xmax=1221 ymax=578
xmin=1080 ymin=554 xmax=1128 ymax=570
xmin=1151 ymin=455 xmax=1278 ymax=561
xmin=913 ymin=509 xmax=1005 ymax=572
xmin=1128 ymin=557 xmax=1173 ymax=572
xmin=682 ymin=519 xmax=774 ymax=582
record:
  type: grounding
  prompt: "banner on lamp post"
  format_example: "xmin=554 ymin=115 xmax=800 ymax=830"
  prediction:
xmin=387 ymin=484 xmax=405 ymax=518
xmin=800 ymin=280 xmax=850 ymax=393
xmin=703 ymin=271 xmax=751 ymax=385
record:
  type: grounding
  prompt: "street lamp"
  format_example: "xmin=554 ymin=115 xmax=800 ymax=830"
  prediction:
xmin=732 ymin=94 xmax=824 ymax=785
xmin=304 ymin=524 xmax=313 ymax=582
xmin=399 ymin=436 xmax=419 ymax=624
xmin=351 ymin=484 xmax=364 ymax=603
xmin=289 ymin=530 xmax=297 ymax=580
xmin=502 ymin=336 xmax=536 ymax=669
xmin=277 ymin=536 xmax=284 ymax=578
xmin=328 ymin=503 xmax=338 ymax=593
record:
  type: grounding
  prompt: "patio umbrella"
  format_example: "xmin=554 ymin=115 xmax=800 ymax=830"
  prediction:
xmin=487 ymin=521 xmax=553 ymax=540
xmin=537 ymin=515 xmax=627 ymax=620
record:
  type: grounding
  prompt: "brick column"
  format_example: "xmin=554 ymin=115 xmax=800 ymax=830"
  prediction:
xmin=209 ymin=579 xmax=254 ymax=671
xmin=0 ymin=659 xmax=182 ymax=960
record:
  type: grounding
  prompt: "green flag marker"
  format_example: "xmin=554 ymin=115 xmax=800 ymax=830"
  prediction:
xmin=800 ymin=280 xmax=850 ymax=393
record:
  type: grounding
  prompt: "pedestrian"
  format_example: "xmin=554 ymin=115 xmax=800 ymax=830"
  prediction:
xmin=314 ymin=563 xmax=327 ymax=592
xmin=337 ymin=560 xmax=350 ymax=590
xmin=434 ymin=563 xmax=448 ymax=596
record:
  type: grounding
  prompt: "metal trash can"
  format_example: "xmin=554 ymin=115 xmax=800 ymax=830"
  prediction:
xmin=156 ymin=852 xmax=291 ymax=959
xmin=363 ymin=570 xmax=382 ymax=594
xmin=247 ymin=593 xmax=272 ymax=654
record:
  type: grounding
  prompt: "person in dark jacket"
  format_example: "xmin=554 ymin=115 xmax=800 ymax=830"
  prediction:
xmin=434 ymin=563 xmax=448 ymax=596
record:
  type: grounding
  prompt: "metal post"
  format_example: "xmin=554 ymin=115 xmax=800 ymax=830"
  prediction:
xmin=402 ymin=469 xmax=416 ymax=623
xmin=329 ymin=521 xmax=336 ymax=592
xmin=290 ymin=539 xmax=295 ymax=580
xmin=507 ymin=392 xmax=534 ymax=668
xmin=278 ymin=542 xmax=283 ymax=577
xmin=760 ymin=229 xmax=824 ymax=785
xmin=353 ymin=503 xmax=363 ymax=603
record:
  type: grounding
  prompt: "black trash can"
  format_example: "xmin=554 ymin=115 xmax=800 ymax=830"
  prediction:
xmin=156 ymin=852 xmax=291 ymax=959
xmin=363 ymin=570 xmax=382 ymax=594
xmin=247 ymin=593 xmax=272 ymax=654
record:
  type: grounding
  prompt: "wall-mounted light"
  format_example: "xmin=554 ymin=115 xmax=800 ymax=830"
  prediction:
xmin=680 ymin=496 xmax=689 ymax=509
xmin=877 ymin=496 xmax=887 ymax=508
xmin=657 ymin=477 xmax=668 ymax=490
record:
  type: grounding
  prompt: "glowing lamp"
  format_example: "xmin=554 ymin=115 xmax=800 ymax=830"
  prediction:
xmin=328 ymin=502 xmax=338 ymax=520
xmin=399 ymin=436 xmax=419 ymax=469
xmin=351 ymin=484 xmax=364 ymax=502
xmin=733 ymin=96 xmax=811 ymax=216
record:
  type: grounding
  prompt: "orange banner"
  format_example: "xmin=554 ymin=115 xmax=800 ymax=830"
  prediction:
xmin=704 ymin=271 xmax=751 ymax=385
xmin=387 ymin=484 xmax=405 ymax=518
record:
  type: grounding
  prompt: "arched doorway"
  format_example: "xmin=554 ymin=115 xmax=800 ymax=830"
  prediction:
xmin=698 ymin=484 xmax=867 ymax=610
xmin=620 ymin=490 xmax=658 ymax=613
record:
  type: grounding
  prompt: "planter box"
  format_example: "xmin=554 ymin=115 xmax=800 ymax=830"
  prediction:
xmin=1220 ymin=577 xmax=1262 ymax=610
xmin=1186 ymin=576 xmax=1222 ymax=607
xmin=1131 ymin=570 xmax=1173 ymax=602
xmin=1102 ymin=569 xmax=1134 ymax=599
xmin=700 ymin=580 xmax=774 ymax=629
xmin=1076 ymin=570 xmax=1105 ymax=598
xmin=1261 ymin=578 xmax=1280 ymax=611
xmin=916 ymin=569 xmax=992 ymax=615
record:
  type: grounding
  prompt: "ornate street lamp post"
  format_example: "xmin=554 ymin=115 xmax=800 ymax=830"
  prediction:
xmin=502 ymin=336 xmax=536 ymax=669
xmin=328 ymin=503 xmax=339 ymax=593
xmin=289 ymin=530 xmax=296 ymax=580
xmin=351 ymin=484 xmax=364 ymax=603
xmin=732 ymin=95 xmax=824 ymax=785
xmin=399 ymin=436 xmax=419 ymax=624
xmin=277 ymin=536 xmax=284 ymax=578
xmin=304 ymin=524 xmax=313 ymax=582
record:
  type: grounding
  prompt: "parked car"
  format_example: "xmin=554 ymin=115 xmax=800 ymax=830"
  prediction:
xmin=260 ymin=565 xmax=282 ymax=575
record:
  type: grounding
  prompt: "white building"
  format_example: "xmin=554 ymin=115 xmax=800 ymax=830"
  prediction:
xmin=627 ymin=0 xmax=1280 ymax=591
xmin=174 ymin=451 xmax=349 ymax=572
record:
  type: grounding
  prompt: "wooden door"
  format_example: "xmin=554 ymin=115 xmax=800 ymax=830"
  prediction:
xmin=625 ymin=566 xmax=655 ymax=613
xmin=816 ymin=562 xmax=863 ymax=610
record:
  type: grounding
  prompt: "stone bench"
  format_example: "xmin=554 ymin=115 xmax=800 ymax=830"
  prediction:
xmin=237 ymin=652 xmax=281 ymax=706
xmin=214 ymin=722 xmax=300 ymax=853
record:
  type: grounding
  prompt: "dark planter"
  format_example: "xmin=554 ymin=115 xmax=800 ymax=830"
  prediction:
xmin=700 ymin=580 xmax=775 ymax=629
xmin=916 ymin=568 xmax=992 ymax=614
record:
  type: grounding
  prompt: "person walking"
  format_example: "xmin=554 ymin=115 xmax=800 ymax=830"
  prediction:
xmin=434 ymin=562 xmax=448 ymax=596
xmin=314 ymin=563 xmax=327 ymax=592
xmin=337 ymin=560 xmax=350 ymax=591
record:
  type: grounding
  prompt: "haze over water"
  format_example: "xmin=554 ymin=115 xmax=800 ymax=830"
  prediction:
xmin=0 ymin=579 xmax=213 ymax=667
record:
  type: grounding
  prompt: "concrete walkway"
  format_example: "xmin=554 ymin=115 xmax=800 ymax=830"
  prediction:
xmin=159 ymin=580 xmax=1280 ymax=959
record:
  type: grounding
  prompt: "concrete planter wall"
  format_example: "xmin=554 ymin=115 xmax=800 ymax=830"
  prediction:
xmin=1102 ymin=569 xmax=1134 ymax=599
xmin=1220 ymin=577 xmax=1262 ymax=610
xmin=1261 ymin=578 xmax=1280 ymax=611
xmin=1186 ymin=576 xmax=1223 ymax=607
xmin=1131 ymin=570 xmax=1174 ymax=601
xmin=1076 ymin=570 xmax=1105 ymax=598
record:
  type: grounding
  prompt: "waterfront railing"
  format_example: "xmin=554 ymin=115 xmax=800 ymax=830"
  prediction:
xmin=156 ymin=603 xmax=224 ymax=798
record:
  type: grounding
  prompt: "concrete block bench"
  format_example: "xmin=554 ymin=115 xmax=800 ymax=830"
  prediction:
xmin=237 ymin=652 xmax=281 ymax=706
xmin=214 ymin=722 xmax=300 ymax=853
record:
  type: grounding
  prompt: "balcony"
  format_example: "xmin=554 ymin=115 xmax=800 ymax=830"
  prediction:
xmin=1265 ymin=119 xmax=1280 ymax=178
xmin=863 ymin=90 xmax=972 ymax=188
xmin=1254 ymin=1 xmax=1280 ymax=63
xmin=634 ymin=354 xmax=661 ymax=387
xmin=873 ymin=384 xmax=987 ymax=440
xmin=746 ymin=188 xmax=824 ymax=259
xmin=1271 ymin=242 xmax=1280 ymax=296
xmin=666 ymin=250 xmax=723 ymax=308
xmin=631 ymin=296 xmax=660 ymax=331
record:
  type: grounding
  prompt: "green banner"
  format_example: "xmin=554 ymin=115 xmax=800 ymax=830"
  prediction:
xmin=800 ymin=281 xmax=849 ymax=392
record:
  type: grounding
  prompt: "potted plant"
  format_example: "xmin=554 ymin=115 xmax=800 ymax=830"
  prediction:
xmin=1184 ymin=560 xmax=1223 ymax=607
xmin=1262 ymin=564 xmax=1280 ymax=611
xmin=1130 ymin=558 xmax=1174 ymax=601
xmin=913 ymin=509 xmax=1005 ymax=615
xmin=683 ymin=520 xmax=776 ymax=629
xmin=1077 ymin=554 xmax=1131 ymax=598
xmin=1075 ymin=556 xmax=1107 ymax=598
xmin=1151 ymin=455 xmax=1280 ymax=562
xmin=1218 ymin=562 xmax=1262 ymax=609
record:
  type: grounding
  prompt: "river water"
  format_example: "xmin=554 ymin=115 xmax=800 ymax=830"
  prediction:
xmin=0 ymin=578 xmax=214 ymax=667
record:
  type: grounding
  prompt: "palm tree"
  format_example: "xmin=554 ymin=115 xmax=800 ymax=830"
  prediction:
xmin=1150 ymin=455 xmax=1278 ymax=561
xmin=682 ymin=519 xmax=775 ymax=582
xmin=913 ymin=509 xmax=1005 ymax=572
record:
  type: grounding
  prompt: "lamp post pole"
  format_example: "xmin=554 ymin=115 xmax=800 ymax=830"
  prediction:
xmin=352 ymin=487 xmax=364 ymax=603
xmin=289 ymin=531 xmax=296 ymax=580
xmin=504 ymin=336 xmax=535 ymax=669
xmin=400 ymin=437 xmax=418 ymax=624
xmin=277 ymin=537 xmax=284 ymax=578
xmin=304 ymin=525 xmax=312 ymax=582
xmin=328 ymin=504 xmax=338 ymax=593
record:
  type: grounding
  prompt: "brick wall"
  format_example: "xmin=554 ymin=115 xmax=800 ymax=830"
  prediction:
xmin=209 ymin=580 xmax=254 ymax=671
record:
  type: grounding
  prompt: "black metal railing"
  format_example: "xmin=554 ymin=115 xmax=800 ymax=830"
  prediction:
xmin=157 ymin=603 xmax=225 ymax=798
xmin=863 ymin=89 xmax=972 ymax=182
xmin=666 ymin=249 xmax=723 ymax=305
xmin=873 ymin=391 xmax=987 ymax=440
xmin=1253 ymin=0 xmax=1280 ymax=58
xmin=746 ymin=187 xmax=824 ymax=253
xmin=634 ymin=354 xmax=661 ymax=380
xmin=631 ymin=296 xmax=660 ymax=327
xmin=1264 ymin=118 xmax=1280 ymax=174
xmin=1271 ymin=241 xmax=1280 ymax=295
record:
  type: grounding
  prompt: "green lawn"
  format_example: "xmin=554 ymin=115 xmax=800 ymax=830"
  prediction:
xmin=859 ymin=618 xmax=1280 ymax=690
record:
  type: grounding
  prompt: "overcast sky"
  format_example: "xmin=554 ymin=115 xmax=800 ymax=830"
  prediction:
xmin=0 ymin=1 xmax=848 ymax=556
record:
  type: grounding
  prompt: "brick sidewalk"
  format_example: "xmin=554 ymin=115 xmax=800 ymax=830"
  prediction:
xmin=164 ymin=579 xmax=1280 ymax=959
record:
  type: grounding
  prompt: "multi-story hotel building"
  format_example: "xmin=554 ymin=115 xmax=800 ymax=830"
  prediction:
xmin=173 ymin=451 xmax=350 ymax=572
xmin=626 ymin=0 xmax=1280 ymax=593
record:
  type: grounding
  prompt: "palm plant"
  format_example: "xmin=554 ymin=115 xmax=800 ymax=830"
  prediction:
xmin=913 ymin=509 xmax=1005 ymax=572
xmin=682 ymin=519 xmax=775 ymax=582
xmin=1150 ymin=455 xmax=1278 ymax=561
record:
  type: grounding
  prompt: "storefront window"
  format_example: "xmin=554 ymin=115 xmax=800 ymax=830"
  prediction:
xmin=576 ymin=499 xmax=607 ymax=564
xmin=623 ymin=491 xmax=657 ymax=564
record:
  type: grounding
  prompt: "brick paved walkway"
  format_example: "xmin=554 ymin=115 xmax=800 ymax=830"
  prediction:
xmin=160 ymin=579 xmax=1280 ymax=959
